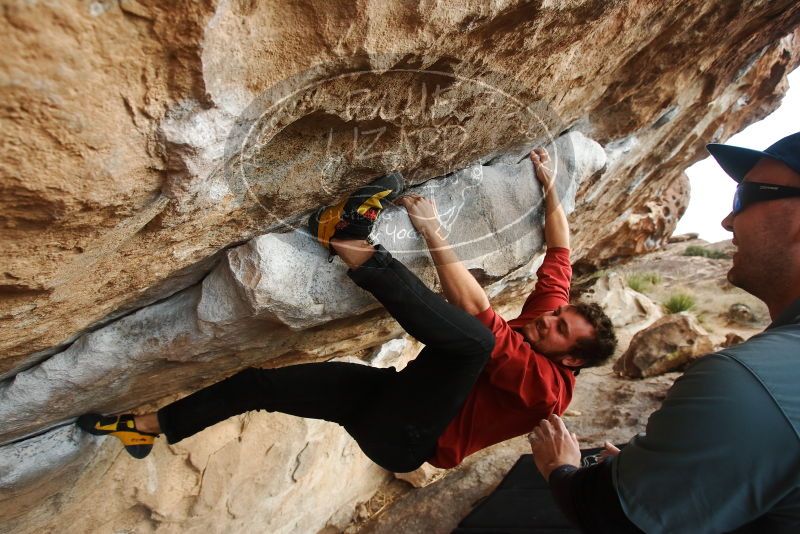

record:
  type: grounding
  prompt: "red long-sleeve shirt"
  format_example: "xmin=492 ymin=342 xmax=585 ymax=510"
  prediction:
xmin=429 ymin=247 xmax=576 ymax=469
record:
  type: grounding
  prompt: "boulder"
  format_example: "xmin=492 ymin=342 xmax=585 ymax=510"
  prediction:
xmin=668 ymin=233 xmax=699 ymax=243
xmin=614 ymin=313 xmax=714 ymax=378
xmin=2 ymin=1 xmax=800 ymax=532
xmin=2 ymin=0 xmax=799 ymax=375
xmin=1 ymin=413 xmax=393 ymax=534
xmin=359 ymin=438 xmax=532 ymax=534
xmin=0 ymin=342 xmax=409 ymax=534
xmin=0 ymin=138 xmax=603 ymax=530
xmin=367 ymin=337 xmax=422 ymax=370
xmin=205 ymin=132 xmax=601 ymax=330
xmin=394 ymin=464 xmax=446 ymax=488
xmin=0 ymin=426 xmax=106 ymax=525
xmin=721 ymin=332 xmax=746 ymax=349
xmin=583 ymin=272 xmax=662 ymax=329
xmin=727 ymin=303 xmax=757 ymax=325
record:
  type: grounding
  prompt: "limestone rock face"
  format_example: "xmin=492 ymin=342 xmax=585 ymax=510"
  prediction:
xmin=2 ymin=1 xmax=800 ymax=532
xmin=0 ymin=425 xmax=104 ymax=525
xmin=3 ymin=1 xmax=800 ymax=371
xmin=208 ymin=131 xmax=598 ymax=330
xmin=0 ymin=135 xmax=600 ymax=446
xmin=0 ymin=345 xmax=422 ymax=533
xmin=578 ymin=172 xmax=691 ymax=266
xmin=2 ymin=413 xmax=393 ymax=534
xmin=0 ymin=131 xmax=595 ymax=528
xmin=614 ymin=313 xmax=715 ymax=378
xmin=360 ymin=438 xmax=532 ymax=534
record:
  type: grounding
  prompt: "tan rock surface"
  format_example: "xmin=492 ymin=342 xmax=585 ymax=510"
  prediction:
xmin=614 ymin=312 xmax=714 ymax=378
xmin=3 ymin=414 xmax=393 ymax=534
xmin=2 ymin=1 xmax=799 ymax=373
xmin=1 ymin=345 xmax=431 ymax=534
xmin=393 ymin=464 xmax=446 ymax=489
xmin=721 ymin=331 xmax=746 ymax=348
xmin=0 ymin=138 xmax=601 ymax=445
xmin=583 ymin=271 xmax=662 ymax=328
xmin=1 ymin=1 xmax=799 ymax=533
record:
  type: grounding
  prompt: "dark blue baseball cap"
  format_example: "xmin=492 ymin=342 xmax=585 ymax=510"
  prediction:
xmin=706 ymin=131 xmax=800 ymax=182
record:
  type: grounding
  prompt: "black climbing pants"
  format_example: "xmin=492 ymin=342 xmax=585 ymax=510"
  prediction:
xmin=157 ymin=245 xmax=494 ymax=472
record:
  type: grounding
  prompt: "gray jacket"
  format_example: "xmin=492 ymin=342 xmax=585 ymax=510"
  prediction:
xmin=612 ymin=299 xmax=800 ymax=533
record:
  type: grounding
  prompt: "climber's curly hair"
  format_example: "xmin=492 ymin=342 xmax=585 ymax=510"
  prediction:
xmin=570 ymin=302 xmax=617 ymax=368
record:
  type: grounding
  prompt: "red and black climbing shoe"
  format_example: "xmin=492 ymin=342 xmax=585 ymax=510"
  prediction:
xmin=309 ymin=172 xmax=404 ymax=250
xmin=77 ymin=413 xmax=158 ymax=459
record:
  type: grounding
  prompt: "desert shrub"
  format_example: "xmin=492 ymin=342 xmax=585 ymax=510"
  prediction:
xmin=683 ymin=245 xmax=729 ymax=259
xmin=627 ymin=275 xmax=646 ymax=292
xmin=627 ymin=272 xmax=662 ymax=293
xmin=586 ymin=268 xmax=609 ymax=282
xmin=642 ymin=272 xmax=662 ymax=285
xmin=663 ymin=293 xmax=695 ymax=314
xmin=707 ymin=250 xmax=729 ymax=259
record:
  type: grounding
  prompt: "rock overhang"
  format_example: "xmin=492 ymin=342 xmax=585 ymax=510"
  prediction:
xmin=0 ymin=132 xmax=604 ymax=449
xmin=2 ymin=2 xmax=800 ymax=529
xmin=3 ymin=2 xmax=798 ymax=375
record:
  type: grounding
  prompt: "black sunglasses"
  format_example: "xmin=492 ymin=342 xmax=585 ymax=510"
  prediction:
xmin=733 ymin=182 xmax=800 ymax=215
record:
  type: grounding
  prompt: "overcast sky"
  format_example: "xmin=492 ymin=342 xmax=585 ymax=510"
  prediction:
xmin=673 ymin=67 xmax=800 ymax=243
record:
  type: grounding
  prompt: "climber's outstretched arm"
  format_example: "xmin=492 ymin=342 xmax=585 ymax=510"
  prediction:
xmin=532 ymin=148 xmax=570 ymax=250
xmin=397 ymin=195 xmax=490 ymax=316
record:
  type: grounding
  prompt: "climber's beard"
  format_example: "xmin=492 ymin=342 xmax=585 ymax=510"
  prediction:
xmin=521 ymin=318 xmax=553 ymax=357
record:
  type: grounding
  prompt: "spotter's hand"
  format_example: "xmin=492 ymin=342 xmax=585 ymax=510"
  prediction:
xmin=599 ymin=441 xmax=621 ymax=460
xmin=528 ymin=414 xmax=581 ymax=480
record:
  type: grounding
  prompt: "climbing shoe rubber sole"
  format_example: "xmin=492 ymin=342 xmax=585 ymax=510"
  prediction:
xmin=77 ymin=413 xmax=158 ymax=459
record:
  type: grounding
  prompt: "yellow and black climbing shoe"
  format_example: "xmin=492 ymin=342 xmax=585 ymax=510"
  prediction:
xmin=309 ymin=172 xmax=404 ymax=250
xmin=77 ymin=413 xmax=158 ymax=459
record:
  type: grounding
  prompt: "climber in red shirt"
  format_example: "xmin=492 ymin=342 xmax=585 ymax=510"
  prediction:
xmin=78 ymin=147 xmax=617 ymax=472
xmin=405 ymin=148 xmax=617 ymax=468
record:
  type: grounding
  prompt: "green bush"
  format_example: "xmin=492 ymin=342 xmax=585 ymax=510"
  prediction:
xmin=663 ymin=293 xmax=695 ymax=314
xmin=627 ymin=272 xmax=662 ymax=293
xmin=683 ymin=245 xmax=729 ymax=259
xmin=709 ymin=250 xmax=729 ymax=259
xmin=643 ymin=272 xmax=662 ymax=285
xmin=627 ymin=275 xmax=646 ymax=292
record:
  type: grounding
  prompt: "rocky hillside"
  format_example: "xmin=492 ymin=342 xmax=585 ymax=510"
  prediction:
xmin=1 ymin=1 xmax=799 ymax=532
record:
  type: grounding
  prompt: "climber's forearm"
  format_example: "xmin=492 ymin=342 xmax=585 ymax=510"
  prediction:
xmin=543 ymin=187 xmax=570 ymax=249
xmin=423 ymin=229 xmax=490 ymax=315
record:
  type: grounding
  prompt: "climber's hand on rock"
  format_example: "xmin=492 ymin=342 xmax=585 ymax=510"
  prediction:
xmin=397 ymin=194 xmax=441 ymax=239
xmin=530 ymin=147 xmax=555 ymax=192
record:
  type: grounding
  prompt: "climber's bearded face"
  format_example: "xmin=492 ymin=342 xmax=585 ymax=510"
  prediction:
xmin=722 ymin=158 xmax=800 ymax=303
xmin=520 ymin=305 xmax=594 ymax=367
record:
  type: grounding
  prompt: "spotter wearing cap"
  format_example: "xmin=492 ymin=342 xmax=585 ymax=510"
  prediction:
xmin=706 ymin=132 xmax=800 ymax=183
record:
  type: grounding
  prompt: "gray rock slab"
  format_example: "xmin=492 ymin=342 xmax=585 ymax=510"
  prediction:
xmin=206 ymin=132 xmax=605 ymax=329
xmin=0 ymin=287 xmax=209 ymax=443
xmin=0 ymin=425 xmax=99 ymax=489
